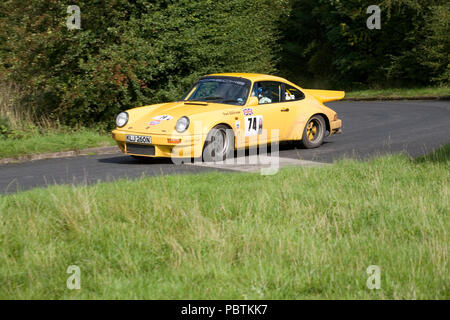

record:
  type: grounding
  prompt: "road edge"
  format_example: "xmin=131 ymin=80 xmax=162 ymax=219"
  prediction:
xmin=0 ymin=146 xmax=121 ymax=165
xmin=1 ymin=98 xmax=448 ymax=165
xmin=344 ymin=95 xmax=450 ymax=101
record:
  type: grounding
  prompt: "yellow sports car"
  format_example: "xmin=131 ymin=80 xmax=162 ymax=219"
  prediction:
xmin=112 ymin=73 xmax=343 ymax=161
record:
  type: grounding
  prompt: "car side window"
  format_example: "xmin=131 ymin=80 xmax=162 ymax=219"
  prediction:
xmin=252 ymin=81 xmax=282 ymax=105
xmin=284 ymin=84 xmax=305 ymax=101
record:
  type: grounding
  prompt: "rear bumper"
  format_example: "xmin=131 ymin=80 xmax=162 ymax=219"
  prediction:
xmin=112 ymin=129 xmax=205 ymax=158
xmin=330 ymin=119 xmax=342 ymax=135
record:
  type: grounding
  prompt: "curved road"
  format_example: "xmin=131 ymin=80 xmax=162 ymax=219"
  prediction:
xmin=1 ymin=100 xmax=449 ymax=194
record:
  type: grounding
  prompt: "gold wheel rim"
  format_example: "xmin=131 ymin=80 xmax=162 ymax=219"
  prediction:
xmin=307 ymin=121 xmax=318 ymax=141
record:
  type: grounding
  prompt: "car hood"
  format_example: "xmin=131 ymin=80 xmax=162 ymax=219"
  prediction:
xmin=125 ymin=101 xmax=237 ymax=134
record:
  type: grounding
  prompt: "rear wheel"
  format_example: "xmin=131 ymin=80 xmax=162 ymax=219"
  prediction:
xmin=202 ymin=125 xmax=234 ymax=162
xmin=300 ymin=115 xmax=326 ymax=149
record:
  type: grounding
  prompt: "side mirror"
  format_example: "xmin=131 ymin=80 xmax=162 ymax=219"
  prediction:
xmin=247 ymin=96 xmax=259 ymax=107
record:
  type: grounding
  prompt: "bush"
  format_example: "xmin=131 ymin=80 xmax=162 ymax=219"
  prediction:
xmin=0 ymin=0 xmax=288 ymax=127
xmin=419 ymin=3 xmax=450 ymax=84
xmin=277 ymin=0 xmax=449 ymax=88
xmin=1 ymin=0 xmax=447 ymax=126
xmin=0 ymin=116 xmax=11 ymax=137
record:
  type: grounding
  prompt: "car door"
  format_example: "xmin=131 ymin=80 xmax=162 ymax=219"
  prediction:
xmin=281 ymin=83 xmax=307 ymax=140
xmin=246 ymin=81 xmax=292 ymax=143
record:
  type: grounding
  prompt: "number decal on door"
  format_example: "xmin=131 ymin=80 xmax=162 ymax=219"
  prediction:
xmin=245 ymin=116 xmax=263 ymax=136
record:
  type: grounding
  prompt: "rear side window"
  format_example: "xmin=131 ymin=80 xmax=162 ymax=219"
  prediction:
xmin=252 ymin=81 xmax=282 ymax=104
xmin=284 ymin=84 xmax=305 ymax=101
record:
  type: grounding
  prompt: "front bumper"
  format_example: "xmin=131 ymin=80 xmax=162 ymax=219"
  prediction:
xmin=112 ymin=129 xmax=205 ymax=158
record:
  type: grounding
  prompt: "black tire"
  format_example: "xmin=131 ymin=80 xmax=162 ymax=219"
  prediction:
xmin=202 ymin=125 xmax=235 ymax=162
xmin=300 ymin=115 xmax=326 ymax=149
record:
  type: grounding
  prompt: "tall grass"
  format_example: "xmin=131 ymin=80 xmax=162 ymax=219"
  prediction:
xmin=0 ymin=82 xmax=55 ymax=132
xmin=346 ymin=87 xmax=450 ymax=99
xmin=0 ymin=82 xmax=22 ymax=128
xmin=0 ymin=83 xmax=113 ymax=158
xmin=0 ymin=151 xmax=448 ymax=299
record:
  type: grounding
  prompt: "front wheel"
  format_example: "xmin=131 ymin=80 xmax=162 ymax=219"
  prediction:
xmin=202 ymin=125 xmax=234 ymax=162
xmin=300 ymin=115 xmax=326 ymax=149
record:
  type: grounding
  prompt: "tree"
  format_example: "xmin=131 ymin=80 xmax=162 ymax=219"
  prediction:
xmin=278 ymin=0 xmax=449 ymax=88
xmin=0 ymin=0 xmax=288 ymax=126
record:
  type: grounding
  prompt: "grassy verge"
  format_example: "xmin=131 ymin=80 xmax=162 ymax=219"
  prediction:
xmin=346 ymin=87 xmax=450 ymax=100
xmin=0 ymin=146 xmax=448 ymax=299
xmin=0 ymin=83 xmax=114 ymax=159
xmin=0 ymin=130 xmax=115 ymax=159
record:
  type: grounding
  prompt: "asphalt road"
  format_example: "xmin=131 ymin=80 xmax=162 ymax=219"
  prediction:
xmin=1 ymin=100 xmax=449 ymax=194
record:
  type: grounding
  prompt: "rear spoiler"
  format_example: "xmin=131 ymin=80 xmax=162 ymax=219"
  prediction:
xmin=303 ymin=89 xmax=345 ymax=103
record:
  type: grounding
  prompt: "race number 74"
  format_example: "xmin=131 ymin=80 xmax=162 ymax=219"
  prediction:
xmin=245 ymin=116 xmax=263 ymax=136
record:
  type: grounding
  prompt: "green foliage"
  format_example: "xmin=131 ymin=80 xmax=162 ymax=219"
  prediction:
xmin=0 ymin=116 xmax=11 ymax=137
xmin=0 ymin=117 xmax=36 ymax=140
xmin=0 ymin=0 xmax=288 ymax=126
xmin=346 ymin=86 xmax=450 ymax=99
xmin=0 ymin=0 xmax=448 ymax=127
xmin=420 ymin=3 xmax=450 ymax=84
xmin=278 ymin=0 xmax=450 ymax=88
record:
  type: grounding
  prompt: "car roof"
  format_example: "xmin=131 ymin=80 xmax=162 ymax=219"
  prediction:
xmin=206 ymin=73 xmax=290 ymax=83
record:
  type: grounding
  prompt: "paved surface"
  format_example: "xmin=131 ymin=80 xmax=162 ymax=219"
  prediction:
xmin=280 ymin=100 xmax=450 ymax=162
xmin=188 ymin=156 xmax=328 ymax=174
xmin=0 ymin=145 xmax=120 ymax=165
xmin=1 ymin=100 xmax=449 ymax=194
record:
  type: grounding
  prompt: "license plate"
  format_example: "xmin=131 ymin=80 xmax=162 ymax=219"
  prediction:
xmin=126 ymin=135 xmax=152 ymax=144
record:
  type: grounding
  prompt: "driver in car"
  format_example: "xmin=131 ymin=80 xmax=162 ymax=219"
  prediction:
xmin=255 ymin=87 xmax=272 ymax=104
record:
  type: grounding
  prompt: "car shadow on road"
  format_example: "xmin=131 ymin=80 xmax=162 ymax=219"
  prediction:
xmin=278 ymin=140 xmax=333 ymax=152
xmin=97 ymin=155 xmax=176 ymax=165
xmin=97 ymin=141 xmax=336 ymax=165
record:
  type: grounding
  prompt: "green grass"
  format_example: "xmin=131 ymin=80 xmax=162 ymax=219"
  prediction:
xmin=0 ymin=82 xmax=115 ymax=159
xmin=0 ymin=147 xmax=448 ymax=299
xmin=0 ymin=129 xmax=115 ymax=159
xmin=346 ymin=87 xmax=450 ymax=100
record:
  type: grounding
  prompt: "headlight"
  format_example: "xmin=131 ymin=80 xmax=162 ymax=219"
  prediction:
xmin=176 ymin=116 xmax=190 ymax=133
xmin=116 ymin=112 xmax=129 ymax=128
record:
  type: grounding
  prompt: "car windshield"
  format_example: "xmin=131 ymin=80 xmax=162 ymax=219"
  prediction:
xmin=183 ymin=77 xmax=250 ymax=106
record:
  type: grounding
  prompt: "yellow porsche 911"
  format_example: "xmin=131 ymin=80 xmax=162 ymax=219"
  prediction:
xmin=112 ymin=73 xmax=343 ymax=161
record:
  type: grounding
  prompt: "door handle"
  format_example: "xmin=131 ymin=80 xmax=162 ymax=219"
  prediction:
xmin=281 ymin=107 xmax=289 ymax=112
